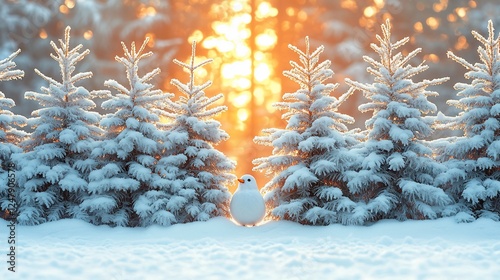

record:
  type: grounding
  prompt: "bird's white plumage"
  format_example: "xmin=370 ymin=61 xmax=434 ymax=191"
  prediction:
xmin=230 ymin=174 xmax=265 ymax=226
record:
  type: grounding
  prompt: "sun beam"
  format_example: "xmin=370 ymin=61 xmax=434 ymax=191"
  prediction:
xmin=193 ymin=0 xmax=281 ymax=192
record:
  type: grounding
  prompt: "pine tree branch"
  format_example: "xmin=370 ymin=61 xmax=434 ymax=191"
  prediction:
xmin=140 ymin=68 xmax=161 ymax=83
xmin=398 ymin=48 xmax=422 ymax=69
xmin=34 ymin=69 xmax=62 ymax=87
xmin=197 ymin=93 xmax=223 ymax=109
xmin=194 ymin=106 xmax=227 ymax=118
xmin=71 ymin=72 xmax=93 ymax=84
xmin=447 ymin=51 xmax=478 ymax=72
xmin=333 ymin=87 xmax=355 ymax=108
xmin=0 ymin=49 xmax=24 ymax=81
xmin=104 ymin=79 xmax=130 ymax=96
xmin=345 ymin=78 xmax=375 ymax=96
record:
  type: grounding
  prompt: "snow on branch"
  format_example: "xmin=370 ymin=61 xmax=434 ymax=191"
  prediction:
xmin=0 ymin=49 xmax=27 ymax=146
xmin=0 ymin=49 xmax=24 ymax=82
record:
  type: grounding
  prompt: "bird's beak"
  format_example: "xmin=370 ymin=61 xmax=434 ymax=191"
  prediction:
xmin=237 ymin=178 xmax=244 ymax=183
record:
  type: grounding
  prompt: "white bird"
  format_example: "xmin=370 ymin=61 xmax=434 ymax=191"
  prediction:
xmin=230 ymin=174 xmax=266 ymax=226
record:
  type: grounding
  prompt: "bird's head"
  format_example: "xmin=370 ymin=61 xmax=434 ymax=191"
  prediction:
xmin=237 ymin=174 xmax=258 ymax=190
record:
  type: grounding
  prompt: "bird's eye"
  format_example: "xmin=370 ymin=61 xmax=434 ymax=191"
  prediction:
xmin=247 ymin=179 xmax=251 ymax=182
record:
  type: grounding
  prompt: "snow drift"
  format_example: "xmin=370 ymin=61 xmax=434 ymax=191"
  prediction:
xmin=1 ymin=217 xmax=499 ymax=280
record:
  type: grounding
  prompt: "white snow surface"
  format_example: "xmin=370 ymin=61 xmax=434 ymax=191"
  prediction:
xmin=1 ymin=217 xmax=499 ymax=280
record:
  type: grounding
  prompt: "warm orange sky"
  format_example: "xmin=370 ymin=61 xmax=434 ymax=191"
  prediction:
xmin=6 ymin=0 xmax=487 ymax=193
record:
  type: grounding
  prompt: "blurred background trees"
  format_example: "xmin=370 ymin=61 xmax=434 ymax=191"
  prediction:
xmin=0 ymin=0 xmax=497 ymax=191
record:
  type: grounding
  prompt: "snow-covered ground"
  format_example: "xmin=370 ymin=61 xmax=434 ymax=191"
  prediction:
xmin=1 ymin=217 xmax=499 ymax=280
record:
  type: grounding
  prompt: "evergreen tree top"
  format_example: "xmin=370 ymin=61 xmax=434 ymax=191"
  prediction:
xmin=447 ymin=20 xmax=499 ymax=77
xmin=23 ymin=26 xmax=107 ymax=150
xmin=274 ymin=36 xmax=354 ymax=132
xmin=348 ymin=19 xmax=449 ymax=100
xmin=167 ymin=41 xmax=227 ymax=121
xmin=102 ymin=37 xmax=171 ymax=124
xmin=254 ymin=36 xmax=356 ymax=168
xmin=33 ymin=27 xmax=98 ymax=93
xmin=284 ymin=36 xmax=332 ymax=89
xmin=106 ymin=37 xmax=157 ymax=97
xmin=26 ymin=26 xmax=108 ymax=110
xmin=440 ymin=20 xmax=500 ymax=136
xmin=346 ymin=19 xmax=449 ymax=141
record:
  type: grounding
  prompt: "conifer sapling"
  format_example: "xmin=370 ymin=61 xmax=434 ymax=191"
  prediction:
xmin=254 ymin=37 xmax=358 ymax=225
xmin=344 ymin=19 xmax=451 ymax=223
xmin=15 ymin=27 xmax=107 ymax=225
xmin=436 ymin=20 xmax=500 ymax=221
xmin=82 ymin=37 xmax=172 ymax=227
xmin=158 ymin=41 xmax=235 ymax=223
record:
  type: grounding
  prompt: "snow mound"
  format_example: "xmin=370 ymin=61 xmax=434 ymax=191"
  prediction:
xmin=1 ymin=217 xmax=499 ymax=279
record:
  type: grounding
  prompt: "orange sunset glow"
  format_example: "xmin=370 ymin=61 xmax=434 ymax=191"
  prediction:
xmin=179 ymin=0 xmax=284 ymax=192
xmin=22 ymin=0 xmax=486 ymax=192
xmin=3 ymin=1 xmax=498 ymax=277
xmin=171 ymin=0 xmax=480 ymax=192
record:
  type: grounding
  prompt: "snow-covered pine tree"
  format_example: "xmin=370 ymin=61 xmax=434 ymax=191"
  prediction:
xmin=82 ymin=38 xmax=172 ymax=227
xmin=153 ymin=41 xmax=235 ymax=224
xmin=253 ymin=37 xmax=358 ymax=225
xmin=0 ymin=49 xmax=27 ymax=217
xmin=344 ymin=19 xmax=451 ymax=224
xmin=435 ymin=20 xmax=500 ymax=221
xmin=15 ymin=27 xmax=107 ymax=225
